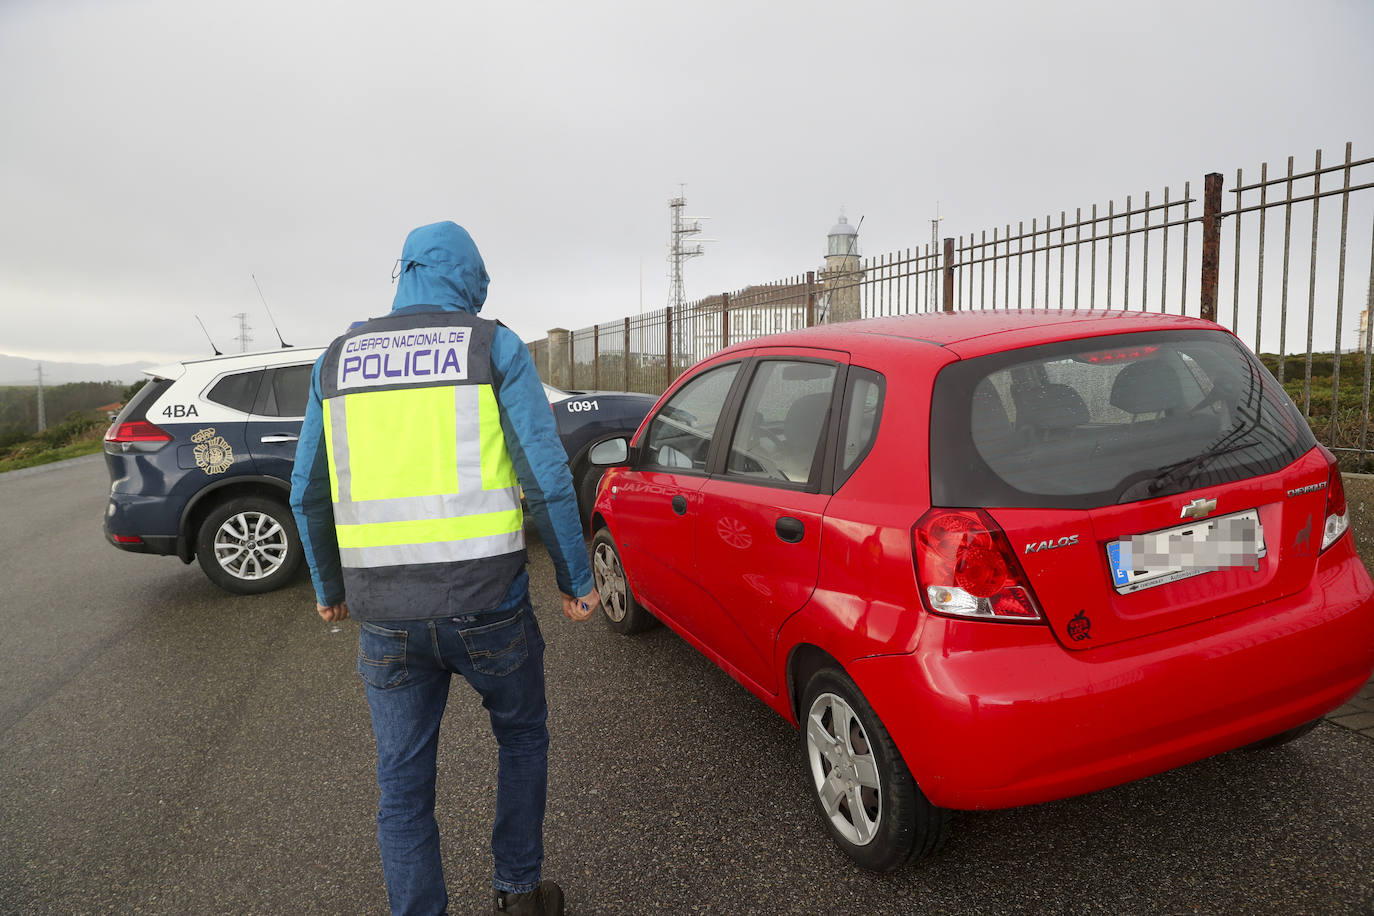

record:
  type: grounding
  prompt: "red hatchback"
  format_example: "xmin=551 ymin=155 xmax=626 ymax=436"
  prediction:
xmin=585 ymin=309 xmax=1374 ymax=870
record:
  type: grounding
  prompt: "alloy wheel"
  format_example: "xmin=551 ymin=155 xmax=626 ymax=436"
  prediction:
xmin=805 ymin=691 xmax=883 ymax=846
xmin=592 ymin=540 xmax=628 ymax=622
xmin=213 ymin=511 xmax=289 ymax=581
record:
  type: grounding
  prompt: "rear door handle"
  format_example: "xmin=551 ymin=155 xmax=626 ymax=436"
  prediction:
xmin=260 ymin=434 xmax=299 ymax=444
xmin=776 ymin=516 xmax=805 ymax=543
xmin=671 ymin=495 xmax=688 ymax=515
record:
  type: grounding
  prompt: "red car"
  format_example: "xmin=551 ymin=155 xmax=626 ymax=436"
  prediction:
xmin=586 ymin=309 xmax=1374 ymax=871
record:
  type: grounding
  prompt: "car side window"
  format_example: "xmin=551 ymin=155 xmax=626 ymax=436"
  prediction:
xmin=725 ymin=360 xmax=837 ymax=485
xmin=264 ymin=364 xmax=312 ymax=418
xmin=838 ymin=368 xmax=883 ymax=486
xmin=206 ymin=370 xmax=264 ymax=413
xmin=642 ymin=363 xmax=740 ymax=471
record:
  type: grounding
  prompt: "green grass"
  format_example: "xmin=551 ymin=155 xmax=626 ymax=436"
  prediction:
xmin=0 ymin=424 xmax=106 ymax=473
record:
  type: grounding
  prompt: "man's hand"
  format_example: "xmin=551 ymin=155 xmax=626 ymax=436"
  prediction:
xmin=317 ymin=601 xmax=349 ymax=623
xmin=561 ymin=587 xmax=600 ymax=622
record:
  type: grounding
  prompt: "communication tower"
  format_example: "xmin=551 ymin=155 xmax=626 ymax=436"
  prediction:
xmin=233 ymin=312 xmax=254 ymax=352
xmin=668 ymin=187 xmax=710 ymax=311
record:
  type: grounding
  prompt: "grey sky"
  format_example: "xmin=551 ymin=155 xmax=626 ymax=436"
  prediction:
xmin=1 ymin=0 xmax=1371 ymax=365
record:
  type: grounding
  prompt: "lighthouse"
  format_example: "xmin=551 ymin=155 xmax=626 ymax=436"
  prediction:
xmin=822 ymin=212 xmax=862 ymax=323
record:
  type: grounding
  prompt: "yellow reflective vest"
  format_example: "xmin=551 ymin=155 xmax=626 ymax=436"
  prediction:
xmin=319 ymin=312 xmax=526 ymax=617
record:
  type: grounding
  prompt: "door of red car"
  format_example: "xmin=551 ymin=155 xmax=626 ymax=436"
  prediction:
xmin=694 ymin=357 xmax=842 ymax=694
xmin=613 ymin=361 xmax=743 ymax=625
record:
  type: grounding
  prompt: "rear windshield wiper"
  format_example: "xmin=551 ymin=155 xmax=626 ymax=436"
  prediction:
xmin=1143 ymin=437 xmax=1263 ymax=496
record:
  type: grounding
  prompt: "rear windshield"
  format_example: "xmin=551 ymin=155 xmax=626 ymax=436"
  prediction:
xmin=930 ymin=330 xmax=1316 ymax=509
xmin=114 ymin=377 xmax=173 ymax=425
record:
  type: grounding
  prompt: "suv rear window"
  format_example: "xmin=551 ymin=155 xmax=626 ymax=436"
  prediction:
xmin=930 ymin=330 xmax=1315 ymax=509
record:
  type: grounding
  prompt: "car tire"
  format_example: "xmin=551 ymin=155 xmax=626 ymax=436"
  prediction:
xmin=800 ymin=668 xmax=950 ymax=871
xmin=590 ymin=528 xmax=656 ymax=634
xmin=1243 ymin=719 xmax=1321 ymax=751
xmin=195 ymin=495 xmax=303 ymax=595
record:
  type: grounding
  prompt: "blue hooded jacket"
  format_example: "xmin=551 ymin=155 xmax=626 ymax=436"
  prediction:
xmin=289 ymin=221 xmax=593 ymax=612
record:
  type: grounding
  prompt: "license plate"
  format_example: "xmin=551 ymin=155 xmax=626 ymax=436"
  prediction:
xmin=1106 ymin=509 xmax=1266 ymax=594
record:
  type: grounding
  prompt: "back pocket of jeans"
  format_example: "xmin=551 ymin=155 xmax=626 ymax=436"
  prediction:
xmin=460 ymin=610 xmax=529 ymax=677
xmin=357 ymin=622 xmax=408 ymax=689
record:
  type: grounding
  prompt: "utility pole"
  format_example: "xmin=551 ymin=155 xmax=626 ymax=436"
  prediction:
xmin=36 ymin=364 xmax=47 ymax=432
xmin=232 ymin=312 xmax=254 ymax=352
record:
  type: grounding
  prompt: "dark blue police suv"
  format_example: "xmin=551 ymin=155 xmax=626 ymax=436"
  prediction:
xmin=103 ymin=347 xmax=654 ymax=594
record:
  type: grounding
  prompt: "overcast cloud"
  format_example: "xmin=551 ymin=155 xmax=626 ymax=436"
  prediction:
xmin=1 ymin=0 xmax=1371 ymax=364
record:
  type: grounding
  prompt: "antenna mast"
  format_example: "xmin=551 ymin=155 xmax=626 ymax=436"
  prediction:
xmin=232 ymin=312 xmax=254 ymax=353
xmin=253 ymin=274 xmax=291 ymax=348
xmin=196 ymin=316 xmax=223 ymax=355
xmin=668 ymin=185 xmax=708 ymax=311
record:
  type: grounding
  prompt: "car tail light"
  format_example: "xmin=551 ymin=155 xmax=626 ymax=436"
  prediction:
xmin=913 ymin=508 xmax=1044 ymax=622
xmin=1319 ymin=447 xmax=1349 ymax=552
xmin=111 ymin=534 xmax=143 ymax=544
xmin=105 ymin=419 xmax=172 ymax=452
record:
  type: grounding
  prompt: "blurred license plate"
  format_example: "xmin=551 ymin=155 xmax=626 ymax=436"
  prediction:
xmin=1106 ymin=509 xmax=1265 ymax=594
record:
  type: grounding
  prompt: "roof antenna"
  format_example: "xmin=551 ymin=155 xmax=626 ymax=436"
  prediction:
xmin=195 ymin=315 xmax=223 ymax=356
xmin=252 ymin=273 xmax=291 ymax=348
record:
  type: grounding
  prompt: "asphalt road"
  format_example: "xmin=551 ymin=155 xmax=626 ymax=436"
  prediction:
xmin=2 ymin=455 xmax=1372 ymax=915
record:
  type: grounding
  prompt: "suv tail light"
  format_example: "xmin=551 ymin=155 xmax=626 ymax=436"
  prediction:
xmin=1319 ymin=446 xmax=1349 ymax=552
xmin=913 ymin=508 xmax=1044 ymax=622
xmin=105 ymin=419 xmax=172 ymax=452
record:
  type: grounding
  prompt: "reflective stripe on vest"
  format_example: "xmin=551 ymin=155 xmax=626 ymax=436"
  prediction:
xmin=323 ymin=382 xmax=523 ymax=569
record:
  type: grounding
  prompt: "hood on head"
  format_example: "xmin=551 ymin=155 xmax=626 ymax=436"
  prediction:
xmin=391 ymin=221 xmax=490 ymax=314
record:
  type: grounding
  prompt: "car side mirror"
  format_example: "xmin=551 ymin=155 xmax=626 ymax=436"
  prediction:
xmin=588 ymin=437 xmax=630 ymax=466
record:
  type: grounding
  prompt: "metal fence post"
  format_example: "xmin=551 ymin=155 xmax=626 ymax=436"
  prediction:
xmin=567 ymin=329 xmax=576 ymax=389
xmin=592 ymin=325 xmax=600 ymax=390
xmin=805 ymin=271 xmax=816 ymax=326
xmin=1200 ymin=172 xmax=1224 ymax=322
xmin=665 ymin=306 xmax=673 ymax=385
xmin=942 ymin=238 xmax=955 ymax=311
xmin=623 ymin=317 xmax=630 ymax=392
xmin=720 ymin=292 xmax=731 ymax=348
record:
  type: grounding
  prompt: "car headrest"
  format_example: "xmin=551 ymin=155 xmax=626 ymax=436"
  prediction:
xmin=1109 ymin=359 xmax=1183 ymax=414
xmin=783 ymin=392 xmax=831 ymax=444
xmin=971 ymin=380 xmax=1013 ymax=440
xmin=1013 ymin=383 xmax=1090 ymax=430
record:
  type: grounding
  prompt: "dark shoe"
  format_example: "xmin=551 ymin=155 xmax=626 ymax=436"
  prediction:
xmin=494 ymin=880 xmax=564 ymax=915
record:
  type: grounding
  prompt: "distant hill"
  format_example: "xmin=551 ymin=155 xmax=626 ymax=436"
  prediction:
xmin=0 ymin=353 xmax=156 ymax=386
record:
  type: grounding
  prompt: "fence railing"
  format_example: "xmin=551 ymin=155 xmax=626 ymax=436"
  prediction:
xmin=530 ymin=141 xmax=1374 ymax=465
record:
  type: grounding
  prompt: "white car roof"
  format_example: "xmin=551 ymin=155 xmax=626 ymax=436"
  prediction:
xmin=145 ymin=346 xmax=326 ymax=380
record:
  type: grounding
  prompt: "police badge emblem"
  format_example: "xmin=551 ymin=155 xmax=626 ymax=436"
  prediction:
xmin=192 ymin=427 xmax=234 ymax=474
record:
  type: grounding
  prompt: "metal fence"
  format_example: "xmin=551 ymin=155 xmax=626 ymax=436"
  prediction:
xmin=531 ymin=141 xmax=1374 ymax=464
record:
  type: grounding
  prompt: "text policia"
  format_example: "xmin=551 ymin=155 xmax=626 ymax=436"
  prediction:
xmin=339 ymin=327 xmax=471 ymax=390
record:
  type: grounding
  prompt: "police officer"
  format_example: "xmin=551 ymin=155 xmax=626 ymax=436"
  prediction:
xmin=290 ymin=221 xmax=599 ymax=916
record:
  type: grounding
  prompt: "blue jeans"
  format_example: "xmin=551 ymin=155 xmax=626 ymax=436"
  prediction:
xmin=356 ymin=590 xmax=549 ymax=916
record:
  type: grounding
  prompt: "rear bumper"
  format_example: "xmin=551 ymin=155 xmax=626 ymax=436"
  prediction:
xmin=850 ymin=546 xmax=1374 ymax=811
xmin=104 ymin=493 xmax=178 ymax=556
xmin=103 ymin=528 xmax=178 ymax=555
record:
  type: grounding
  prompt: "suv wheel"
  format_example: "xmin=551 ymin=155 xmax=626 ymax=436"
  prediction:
xmin=195 ymin=496 xmax=302 ymax=595
xmin=801 ymin=668 xmax=950 ymax=871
